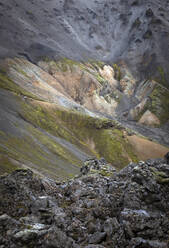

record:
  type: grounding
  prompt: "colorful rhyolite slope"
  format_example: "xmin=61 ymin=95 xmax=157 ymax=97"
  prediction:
xmin=0 ymin=57 xmax=168 ymax=179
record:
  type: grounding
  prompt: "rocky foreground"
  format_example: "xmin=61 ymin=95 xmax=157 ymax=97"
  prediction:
xmin=0 ymin=157 xmax=169 ymax=248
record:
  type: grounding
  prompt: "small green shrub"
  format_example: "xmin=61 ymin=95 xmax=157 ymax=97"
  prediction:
xmin=157 ymin=66 xmax=168 ymax=87
xmin=113 ymin=64 xmax=122 ymax=81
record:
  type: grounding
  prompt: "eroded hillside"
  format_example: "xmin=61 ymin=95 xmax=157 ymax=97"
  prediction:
xmin=1 ymin=0 xmax=169 ymax=82
xmin=0 ymin=57 xmax=168 ymax=179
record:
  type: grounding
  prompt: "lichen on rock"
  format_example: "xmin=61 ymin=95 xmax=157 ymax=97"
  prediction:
xmin=0 ymin=157 xmax=169 ymax=247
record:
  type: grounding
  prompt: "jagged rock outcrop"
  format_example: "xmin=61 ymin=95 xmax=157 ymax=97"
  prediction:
xmin=0 ymin=157 xmax=169 ymax=247
xmin=164 ymin=152 xmax=169 ymax=164
xmin=80 ymin=158 xmax=116 ymax=177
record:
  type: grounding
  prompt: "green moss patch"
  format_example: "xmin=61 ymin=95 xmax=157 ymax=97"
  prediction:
xmin=41 ymin=57 xmax=106 ymax=85
xmin=0 ymin=106 xmax=82 ymax=179
xmin=150 ymin=167 xmax=169 ymax=184
xmin=44 ymin=58 xmax=82 ymax=73
xmin=0 ymin=154 xmax=18 ymax=175
xmin=19 ymin=99 xmax=138 ymax=169
xmin=0 ymin=130 xmax=81 ymax=180
xmin=112 ymin=64 xmax=122 ymax=81
xmin=156 ymin=66 xmax=168 ymax=88
xmin=149 ymin=84 xmax=169 ymax=124
xmin=138 ymin=83 xmax=169 ymax=124
xmin=0 ymin=71 xmax=42 ymax=101
xmin=0 ymin=58 xmax=139 ymax=175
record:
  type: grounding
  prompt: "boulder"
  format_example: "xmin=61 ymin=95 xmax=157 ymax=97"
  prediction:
xmin=164 ymin=152 xmax=169 ymax=164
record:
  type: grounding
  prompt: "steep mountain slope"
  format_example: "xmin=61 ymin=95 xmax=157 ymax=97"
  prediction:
xmin=1 ymin=0 xmax=169 ymax=82
xmin=0 ymin=1 xmax=169 ymax=246
xmin=0 ymin=0 xmax=169 ymax=179
xmin=0 ymin=57 xmax=168 ymax=179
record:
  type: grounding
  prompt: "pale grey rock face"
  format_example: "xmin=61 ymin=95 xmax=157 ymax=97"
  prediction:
xmin=0 ymin=0 xmax=169 ymax=81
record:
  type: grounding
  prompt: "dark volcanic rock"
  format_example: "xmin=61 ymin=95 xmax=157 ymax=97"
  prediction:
xmin=0 ymin=159 xmax=169 ymax=247
xmin=164 ymin=152 xmax=169 ymax=164
xmin=0 ymin=0 xmax=169 ymax=82
xmin=80 ymin=158 xmax=116 ymax=177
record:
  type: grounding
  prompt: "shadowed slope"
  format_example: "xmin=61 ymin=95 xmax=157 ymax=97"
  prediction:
xmin=0 ymin=0 xmax=169 ymax=82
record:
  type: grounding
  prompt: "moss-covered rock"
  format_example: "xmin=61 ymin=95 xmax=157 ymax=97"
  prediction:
xmin=150 ymin=167 xmax=169 ymax=184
